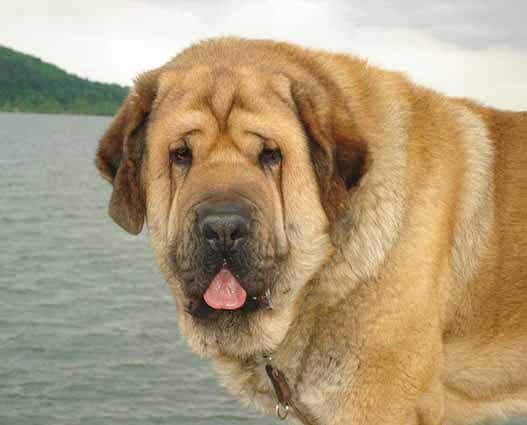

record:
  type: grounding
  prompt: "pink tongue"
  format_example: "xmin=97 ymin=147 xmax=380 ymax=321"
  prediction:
xmin=203 ymin=269 xmax=247 ymax=310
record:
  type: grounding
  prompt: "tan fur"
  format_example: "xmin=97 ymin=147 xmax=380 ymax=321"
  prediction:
xmin=95 ymin=38 xmax=527 ymax=425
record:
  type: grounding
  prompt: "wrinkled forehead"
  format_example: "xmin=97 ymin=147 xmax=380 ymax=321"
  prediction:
xmin=150 ymin=65 xmax=294 ymax=135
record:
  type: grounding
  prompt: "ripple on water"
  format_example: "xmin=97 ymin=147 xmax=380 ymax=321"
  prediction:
xmin=0 ymin=113 xmax=275 ymax=425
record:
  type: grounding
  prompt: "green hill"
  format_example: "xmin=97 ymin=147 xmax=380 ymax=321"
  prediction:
xmin=0 ymin=46 xmax=128 ymax=115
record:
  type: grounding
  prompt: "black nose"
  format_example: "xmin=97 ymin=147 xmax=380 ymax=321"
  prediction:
xmin=197 ymin=201 xmax=251 ymax=252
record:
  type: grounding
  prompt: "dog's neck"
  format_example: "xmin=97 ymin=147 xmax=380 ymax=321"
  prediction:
xmin=212 ymin=278 xmax=325 ymax=422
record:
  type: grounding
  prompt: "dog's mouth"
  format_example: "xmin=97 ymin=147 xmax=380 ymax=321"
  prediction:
xmin=185 ymin=268 xmax=273 ymax=319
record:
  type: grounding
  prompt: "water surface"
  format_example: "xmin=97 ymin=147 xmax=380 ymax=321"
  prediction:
xmin=0 ymin=112 xmax=275 ymax=425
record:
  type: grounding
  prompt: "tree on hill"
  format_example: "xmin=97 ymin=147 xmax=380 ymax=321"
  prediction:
xmin=0 ymin=46 xmax=128 ymax=115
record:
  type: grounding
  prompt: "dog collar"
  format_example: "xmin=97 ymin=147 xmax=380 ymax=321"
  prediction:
xmin=263 ymin=353 xmax=317 ymax=424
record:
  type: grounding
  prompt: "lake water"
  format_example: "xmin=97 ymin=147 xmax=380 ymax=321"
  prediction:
xmin=1 ymin=112 xmax=525 ymax=425
xmin=0 ymin=112 xmax=275 ymax=425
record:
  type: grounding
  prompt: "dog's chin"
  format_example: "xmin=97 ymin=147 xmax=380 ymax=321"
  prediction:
xmin=173 ymin=259 xmax=289 ymax=357
xmin=181 ymin=303 xmax=274 ymax=358
xmin=177 ymin=286 xmax=297 ymax=359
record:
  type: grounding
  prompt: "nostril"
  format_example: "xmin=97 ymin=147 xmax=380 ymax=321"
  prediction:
xmin=229 ymin=216 xmax=248 ymax=240
xmin=202 ymin=220 xmax=221 ymax=242
xmin=230 ymin=227 xmax=241 ymax=242
xmin=227 ymin=217 xmax=248 ymax=250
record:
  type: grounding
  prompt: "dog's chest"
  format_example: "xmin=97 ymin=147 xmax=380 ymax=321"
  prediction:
xmin=214 ymin=347 xmax=345 ymax=424
xmin=214 ymin=356 xmax=286 ymax=416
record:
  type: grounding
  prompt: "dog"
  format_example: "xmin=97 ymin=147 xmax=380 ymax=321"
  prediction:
xmin=95 ymin=38 xmax=527 ymax=425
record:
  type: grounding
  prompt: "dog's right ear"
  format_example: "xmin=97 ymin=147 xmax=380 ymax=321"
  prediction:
xmin=95 ymin=70 xmax=160 ymax=235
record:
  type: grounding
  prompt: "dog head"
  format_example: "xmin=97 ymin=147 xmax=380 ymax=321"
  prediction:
xmin=95 ymin=38 xmax=371 ymax=357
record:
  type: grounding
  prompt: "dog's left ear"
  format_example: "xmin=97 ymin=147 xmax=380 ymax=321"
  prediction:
xmin=291 ymin=81 xmax=368 ymax=223
xmin=95 ymin=70 xmax=160 ymax=234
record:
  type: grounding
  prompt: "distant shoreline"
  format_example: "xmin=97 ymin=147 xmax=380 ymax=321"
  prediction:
xmin=1 ymin=45 xmax=128 ymax=118
xmin=0 ymin=110 xmax=114 ymax=118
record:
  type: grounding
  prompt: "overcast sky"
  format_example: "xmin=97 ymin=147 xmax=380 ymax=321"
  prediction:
xmin=3 ymin=0 xmax=526 ymax=110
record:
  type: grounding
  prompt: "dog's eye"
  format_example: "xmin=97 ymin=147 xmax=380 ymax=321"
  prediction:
xmin=259 ymin=148 xmax=282 ymax=167
xmin=171 ymin=146 xmax=192 ymax=166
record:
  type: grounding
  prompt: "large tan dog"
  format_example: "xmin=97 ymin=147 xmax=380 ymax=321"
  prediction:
xmin=95 ymin=38 xmax=527 ymax=425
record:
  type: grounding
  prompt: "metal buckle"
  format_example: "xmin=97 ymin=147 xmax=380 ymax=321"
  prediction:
xmin=276 ymin=402 xmax=289 ymax=420
xmin=265 ymin=353 xmax=290 ymax=420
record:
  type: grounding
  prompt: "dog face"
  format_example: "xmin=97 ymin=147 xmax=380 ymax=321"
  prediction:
xmin=96 ymin=39 xmax=368 ymax=357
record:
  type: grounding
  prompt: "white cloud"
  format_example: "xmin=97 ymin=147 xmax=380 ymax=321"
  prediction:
xmin=2 ymin=0 xmax=526 ymax=110
xmin=348 ymin=28 xmax=527 ymax=111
